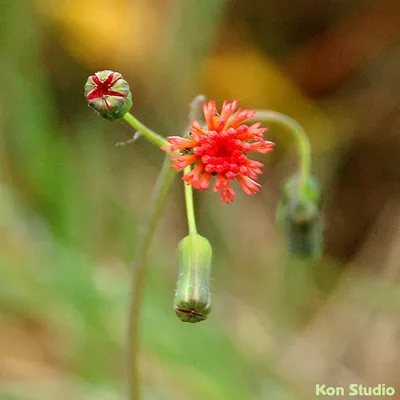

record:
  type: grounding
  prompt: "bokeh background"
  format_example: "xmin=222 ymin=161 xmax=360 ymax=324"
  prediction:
xmin=1 ymin=1 xmax=400 ymax=399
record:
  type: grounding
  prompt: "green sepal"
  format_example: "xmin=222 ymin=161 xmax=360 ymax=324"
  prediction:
xmin=90 ymin=92 xmax=132 ymax=121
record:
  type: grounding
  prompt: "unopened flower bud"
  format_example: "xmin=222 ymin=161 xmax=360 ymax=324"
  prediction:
xmin=84 ymin=70 xmax=132 ymax=121
xmin=277 ymin=176 xmax=323 ymax=260
xmin=174 ymin=234 xmax=212 ymax=323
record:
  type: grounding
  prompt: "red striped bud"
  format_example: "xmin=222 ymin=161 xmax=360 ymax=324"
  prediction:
xmin=84 ymin=70 xmax=132 ymax=121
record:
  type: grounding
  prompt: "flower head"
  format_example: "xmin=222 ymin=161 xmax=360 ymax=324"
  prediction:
xmin=174 ymin=234 xmax=212 ymax=323
xmin=84 ymin=70 xmax=132 ymax=121
xmin=162 ymin=100 xmax=275 ymax=203
xmin=277 ymin=175 xmax=323 ymax=260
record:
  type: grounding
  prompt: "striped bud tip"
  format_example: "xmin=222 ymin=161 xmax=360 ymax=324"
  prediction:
xmin=277 ymin=176 xmax=323 ymax=260
xmin=174 ymin=234 xmax=212 ymax=323
xmin=84 ymin=70 xmax=132 ymax=121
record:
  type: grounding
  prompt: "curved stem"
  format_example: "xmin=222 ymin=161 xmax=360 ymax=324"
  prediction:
xmin=124 ymin=112 xmax=168 ymax=148
xmin=127 ymin=155 xmax=176 ymax=400
xmin=255 ymin=110 xmax=311 ymax=193
xmin=183 ymin=166 xmax=198 ymax=235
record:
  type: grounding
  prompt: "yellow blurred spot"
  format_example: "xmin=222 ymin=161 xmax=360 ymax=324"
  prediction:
xmin=34 ymin=0 xmax=162 ymax=71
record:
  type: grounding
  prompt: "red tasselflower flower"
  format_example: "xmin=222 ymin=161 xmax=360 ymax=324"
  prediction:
xmin=162 ymin=100 xmax=275 ymax=203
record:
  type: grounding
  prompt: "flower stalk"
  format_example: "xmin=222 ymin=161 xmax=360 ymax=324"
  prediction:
xmin=126 ymin=155 xmax=176 ymax=400
xmin=254 ymin=110 xmax=311 ymax=196
xmin=183 ymin=166 xmax=198 ymax=235
xmin=123 ymin=113 xmax=168 ymax=148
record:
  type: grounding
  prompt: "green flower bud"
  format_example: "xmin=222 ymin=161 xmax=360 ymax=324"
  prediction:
xmin=277 ymin=176 xmax=323 ymax=260
xmin=84 ymin=70 xmax=132 ymax=121
xmin=174 ymin=234 xmax=212 ymax=323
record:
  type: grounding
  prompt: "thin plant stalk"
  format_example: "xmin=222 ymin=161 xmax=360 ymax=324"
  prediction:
xmin=183 ymin=166 xmax=198 ymax=235
xmin=124 ymin=113 xmax=168 ymax=148
xmin=126 ymin=155 xmax=176 ymax=400
xmin=255 ymin=110 xmax=311 ymax=193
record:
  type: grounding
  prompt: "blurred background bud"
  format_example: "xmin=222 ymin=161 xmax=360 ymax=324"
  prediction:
xmin=277 ymin=175 xmax=323 ymax=260
xmin=174 ymin=234 xmax=212 ymax=323
xmin=84 ymin=70 xmax=132 ymax=121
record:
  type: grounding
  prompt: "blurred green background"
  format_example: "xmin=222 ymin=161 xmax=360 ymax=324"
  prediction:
xmin=1 ymin=1 xmax=400 ymax=399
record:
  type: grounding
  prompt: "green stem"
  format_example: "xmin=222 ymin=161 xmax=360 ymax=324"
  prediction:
xmin=127 ymin=155 xmax=176 ymax=400
xmin=124 ymin=112 xmax=168 ymax=148
xmin=183 ymin=166 xmax=198 ymax=235
xmin=255 ymin=110 xmax=311 ymax=193
xmin=179 ymin=95 xmax=204 ymax=236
